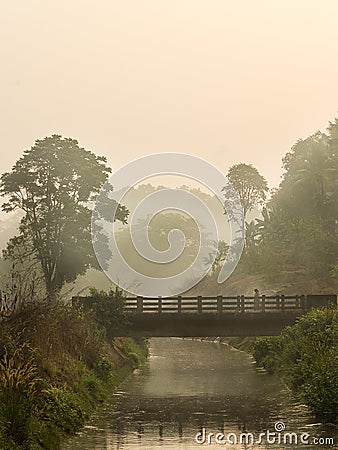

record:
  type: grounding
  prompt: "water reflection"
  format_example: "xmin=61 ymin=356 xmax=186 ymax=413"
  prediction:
xmin=63 ymin=338 xmax=335 ymax=449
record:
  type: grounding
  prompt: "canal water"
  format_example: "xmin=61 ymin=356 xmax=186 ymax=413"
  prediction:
xmin=63 ymin=338 xmax=336 ymax=449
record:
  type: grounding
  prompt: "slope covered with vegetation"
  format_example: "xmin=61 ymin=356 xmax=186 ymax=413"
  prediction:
xmin=0 ymin=292 xmax=147 ymax=449
xmin=251 ymin=307 xmax=337 ymax=424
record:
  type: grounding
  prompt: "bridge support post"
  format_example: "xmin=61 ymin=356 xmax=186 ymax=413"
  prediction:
xmin=217 ymin=295 xmax=223 ymax=314
xmin=281 ymin=295 xmax=285 ymax=312
xmin=177 ymin=295 xmax=182 ymax=314
xmin=158 ymin=296 xmax=162 ymax=314
xmin=137 ymin=296 xmax=143 ymax=313
xmin=197 ymin=296 xmax=202 ymax=314
xmin=240 ymin=295 xmax=245 ymax=313
xmin=261 ymin=295 xmax=266 ymax=313
xmin=236 ymin=295 xmax=240 ymax=312
xmin=276 ymin=294 xmax=280 ymax=310
xmin=295 ymin=294 xmax=300 ymax=309
xmin=300 ymin=294 xmax=306 ymax=312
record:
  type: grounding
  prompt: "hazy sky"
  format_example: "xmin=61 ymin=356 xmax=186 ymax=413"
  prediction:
xmin=1 ymin=0 xmax=338 ymax=188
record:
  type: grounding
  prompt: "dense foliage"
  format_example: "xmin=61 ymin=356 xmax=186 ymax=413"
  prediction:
xmin=240 ymin=119 xmax=338 ymax=279
xmin=0 ymin=301 xmax=147 ymax=449
xmin=0 ymin=135 xmax=129 ymax=298
xmin=252 ymin=307 xmax=338 ymax=423
xmin=85 ymin=288 xmax=129 ymax=338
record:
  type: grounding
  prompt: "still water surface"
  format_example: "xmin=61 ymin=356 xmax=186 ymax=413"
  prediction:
xmin=63 ymin=338 xmax=335 ymax=449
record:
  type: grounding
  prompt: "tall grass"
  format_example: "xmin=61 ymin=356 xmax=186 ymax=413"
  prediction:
xmin=0 ymin=343 xmax=41 ymax=448
xmin=0 ymin=299 xmax=148 ymax=449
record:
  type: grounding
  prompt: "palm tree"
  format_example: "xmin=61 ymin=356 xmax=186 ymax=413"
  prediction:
xmin=294 ymin=141 xmax=336 ymax=213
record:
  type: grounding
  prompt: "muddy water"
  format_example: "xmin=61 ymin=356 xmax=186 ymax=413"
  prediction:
xmin=62 ymin=338 xmax=335 ymax=449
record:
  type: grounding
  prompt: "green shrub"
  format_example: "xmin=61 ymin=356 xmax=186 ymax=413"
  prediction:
xmin=252 ymin=307 xmax=338 ymax=422
xmin=127 ymin=352 xmax=140 ymax=368
xmin=42 ymin=387 xmax=88 ymax=434
xmin=96 ymin=355 xmax=115 ymax=381
xmin=86 ymin=288 xmax=129 ymax=339
xmin=122 ymin=338 xmax=149 ymax=369
xmin=252 ymin=336 xmax=281 ymax=374
xmin=280 ymin=307 xmax=337 ymax=422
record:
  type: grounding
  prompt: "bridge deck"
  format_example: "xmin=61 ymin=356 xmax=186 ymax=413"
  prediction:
xmin=119 ymin=312 xmax=304 ymax=337
xmin=73 ymin=294 xmax=336 ymax=337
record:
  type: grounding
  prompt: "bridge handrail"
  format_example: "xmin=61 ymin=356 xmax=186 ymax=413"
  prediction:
xmin=73 ymin=294 xmax=336 ymax=314
xmin=123 ymin=294 xmax=310 ymax=300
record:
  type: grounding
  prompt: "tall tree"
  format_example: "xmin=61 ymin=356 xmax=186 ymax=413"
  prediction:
xmin=252 ymin=119 xmax=338 ymax=277
xmin=0 ymin=135 xmax=128 ymax=298
xmin=272 ymin=129 xmax=338 ymax=225
xmin=224 ymin=163 xmax=268 ymax=217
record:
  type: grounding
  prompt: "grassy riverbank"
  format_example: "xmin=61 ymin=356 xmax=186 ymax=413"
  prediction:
xmin=226 ymin=307 xmax=337 ymax=424
xmin=0 ymin=301 xmax=148 ymax=449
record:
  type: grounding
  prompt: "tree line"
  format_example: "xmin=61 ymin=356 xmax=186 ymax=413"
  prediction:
xmin=0 ymin=118 xmax=337 ymax=305
xmin=226 ymin=118 xmax=338 ymax=281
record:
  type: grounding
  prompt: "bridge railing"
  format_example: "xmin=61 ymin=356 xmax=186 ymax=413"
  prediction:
xmin=123 ymin=294 xmax=309 ymax=314
xmin=72 ymin=294 xmax=336 ymax=315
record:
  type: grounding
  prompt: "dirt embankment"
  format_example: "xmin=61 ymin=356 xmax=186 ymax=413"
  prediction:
xmin=190 ymin=266 xmax=338 ymax=297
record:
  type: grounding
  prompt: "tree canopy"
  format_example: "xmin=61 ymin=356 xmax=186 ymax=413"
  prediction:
xmin=272 ymin=130 xmax=338 ymax=221
xmin=239 ymin=119 xmax=338 ymax=279
xmin=225 ymin=163 xmax=268 ymax=217
xmin=0 ymin=135 xmax=129 ymax=298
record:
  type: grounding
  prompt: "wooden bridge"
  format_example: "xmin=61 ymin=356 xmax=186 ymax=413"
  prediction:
xmin=75 ymin=294 xmax=336 ymax=337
